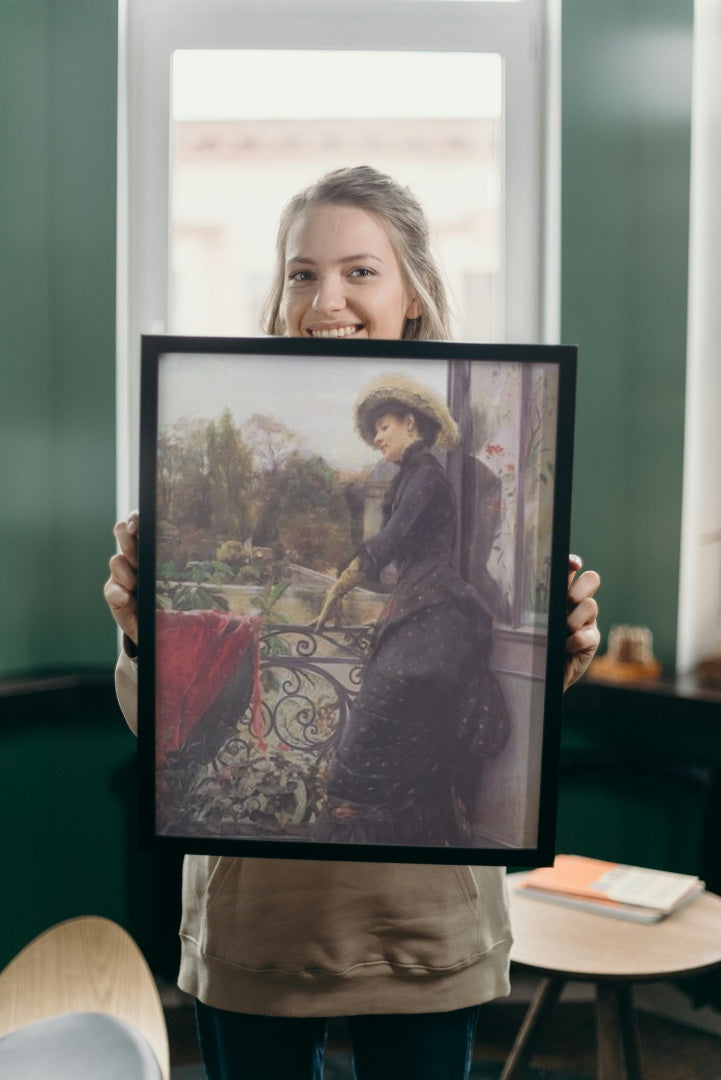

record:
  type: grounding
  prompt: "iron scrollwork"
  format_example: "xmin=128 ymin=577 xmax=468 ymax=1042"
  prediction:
xmin=256 ymin=624 xmax=373 ymax=752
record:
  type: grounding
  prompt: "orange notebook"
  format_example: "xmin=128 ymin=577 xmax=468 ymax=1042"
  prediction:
xmin=516 ymin=855 xmax=704 ymax=923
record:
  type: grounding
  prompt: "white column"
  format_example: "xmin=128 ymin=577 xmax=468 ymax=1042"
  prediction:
xmin=677 ymin=0 xmax=721 ymax=672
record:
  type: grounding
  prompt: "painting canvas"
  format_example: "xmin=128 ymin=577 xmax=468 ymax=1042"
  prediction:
xmin=137 ymin=336 xmax=576 ymax=865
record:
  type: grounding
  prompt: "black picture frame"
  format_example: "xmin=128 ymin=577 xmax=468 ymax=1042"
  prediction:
xmin=138 ymin=335 xmax=576 ymax=865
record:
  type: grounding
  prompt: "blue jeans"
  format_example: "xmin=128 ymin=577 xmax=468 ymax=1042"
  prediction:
xmin=195 ymin=1000 xmax=481 ymax=1080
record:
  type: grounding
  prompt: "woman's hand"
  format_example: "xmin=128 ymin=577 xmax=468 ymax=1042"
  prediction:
xmin=564 ymin=554 xmax=601 ymax=691
xmin=314 ymin=557 xmax=365 ymax=633
xmin=104 ymin=510 xmax=140 ymax=646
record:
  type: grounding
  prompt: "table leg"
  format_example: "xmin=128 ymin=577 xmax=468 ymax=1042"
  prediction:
xmin=499 ymin=976 xmax=565 ymax=1080
xmin=596 ymin=982 xmax=643 ymax=1080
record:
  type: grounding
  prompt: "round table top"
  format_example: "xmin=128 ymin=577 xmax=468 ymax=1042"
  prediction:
xmin=508 ymin=872 xmax=721 ymax=981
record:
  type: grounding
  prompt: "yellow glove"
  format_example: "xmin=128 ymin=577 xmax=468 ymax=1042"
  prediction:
xmin=314 ymin=557 xmax=364 ymax=632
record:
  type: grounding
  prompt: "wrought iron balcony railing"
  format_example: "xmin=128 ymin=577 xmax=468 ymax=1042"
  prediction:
xmin=249 ymin=623 xmax=374 ymax=754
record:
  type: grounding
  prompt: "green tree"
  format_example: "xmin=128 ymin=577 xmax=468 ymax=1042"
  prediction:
xmin=244 ymin=413 xmax=299 ymax=473
xmin=272 ymin=453 xmax=353 ymax=572
xmin=206 ymin=409 xmax=254 ymax=538
xmin=157 ymin=418 xmax=212 ymax=530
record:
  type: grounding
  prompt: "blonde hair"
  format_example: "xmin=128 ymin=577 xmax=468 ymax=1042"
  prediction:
xmin=261 ymin=165 xmax=454 ymax=341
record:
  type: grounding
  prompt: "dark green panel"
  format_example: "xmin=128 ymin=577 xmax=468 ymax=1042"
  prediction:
xmin=0 ymin=2 xmax=56 ymax=670
xmin=0 ymin=685 xmax=132 ymax=967
xmin=559 ymin=682 xmax=721 ymax=889
xmin=556 ymin=771 xmax=707 ymax=877
xmin=0 ymin=681 xmax=185 ymax=976
xmin=0 ymin=0 xmax=119 ymax=674
xmin=562 ymin=0 xmax=693 ymax=669
xmin=47 ymin=0 xmax=119 ymax=667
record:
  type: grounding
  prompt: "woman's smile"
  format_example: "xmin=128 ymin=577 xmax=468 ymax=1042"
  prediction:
xmin=281 ymin=203 xmax=421 ymax=340
xmin=307 ymin=323 xmax=364 ymax=339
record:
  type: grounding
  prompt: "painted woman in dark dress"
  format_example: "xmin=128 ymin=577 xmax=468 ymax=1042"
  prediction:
xmin=315 ymin=372 xmax=495 ymax=847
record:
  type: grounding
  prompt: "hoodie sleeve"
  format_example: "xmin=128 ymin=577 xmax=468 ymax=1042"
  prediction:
xmin=115 ymin=646 xmax=139 ymax=736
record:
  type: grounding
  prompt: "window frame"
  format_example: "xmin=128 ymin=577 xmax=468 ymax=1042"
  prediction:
xmin=117 ymin=0 xmax=558 ymax=511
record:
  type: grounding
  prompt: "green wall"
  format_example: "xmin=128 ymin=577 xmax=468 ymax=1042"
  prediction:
xmin=0 ymin=0 xmax=129 ymax=967
xmin=562 ymin=0 xmax=693 ymax=670
xmin=0 ymin=0 xmax=118 ymax=675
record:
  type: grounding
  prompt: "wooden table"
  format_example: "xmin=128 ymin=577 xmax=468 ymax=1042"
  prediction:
xmin=503 ymin=874 xmax=721 ymax=1080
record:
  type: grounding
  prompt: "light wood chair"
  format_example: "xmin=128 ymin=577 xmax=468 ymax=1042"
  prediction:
xmin=0 ymin=915 xmax=169 ymax=1079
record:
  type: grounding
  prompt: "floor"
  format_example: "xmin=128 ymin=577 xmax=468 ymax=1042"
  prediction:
xmin=474 ymin=1000 xmax=721 ymax=1079
xmin=165 ymin=982 xmax=721 ymax=1079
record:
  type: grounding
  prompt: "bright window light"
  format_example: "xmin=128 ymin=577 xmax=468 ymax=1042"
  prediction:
xmin=170 ymin=49 xmax=503 ymax=341
xmin=173 ymin=50 xmax=502 ymax=121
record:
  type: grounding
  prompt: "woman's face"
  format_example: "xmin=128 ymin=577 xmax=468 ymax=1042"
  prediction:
xmin=373 ymin=412 xmax=418 ymax=464
xmin=281 ymin=203 xmax=421 ymax=340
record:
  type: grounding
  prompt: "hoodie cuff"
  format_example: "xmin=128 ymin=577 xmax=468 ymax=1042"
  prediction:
xmin=122 ymin=634 xmax=138 ymax=661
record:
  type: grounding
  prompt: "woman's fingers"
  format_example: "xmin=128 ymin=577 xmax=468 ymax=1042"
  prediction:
xmin=564 ymin=562 xmax=601 ymax=690
xmin=567 ymin=552 xmax=583 ymax=587
xmin=113 ymin=511 xmax=139 ymax=568
xmin=103 ymin=570 xmax=135 ymax=615
xmin=566 ymin=586 xmax=600 ymax=634
xmin=104 ymin=512 xmax=140 ymax=644
xmin=566 ymin=574 xmax=601 ymax=643
xmin=314 ymin=592 xmax=341 ymax=633
xmin=103 ymin=572 xmax=139 ymax=643
xmin=108 ymin=550 xmax=137 ymax=589
xmin=566 ymin=618 xmax=601 ymax=657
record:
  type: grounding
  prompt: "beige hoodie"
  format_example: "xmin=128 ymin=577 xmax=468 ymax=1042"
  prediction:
xmin=116 ymin=650 xmax=512 ymax=1016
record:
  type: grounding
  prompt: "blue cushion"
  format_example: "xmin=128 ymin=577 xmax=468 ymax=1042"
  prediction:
xmin=0 ymin=1011 xmax=162 ymax=1079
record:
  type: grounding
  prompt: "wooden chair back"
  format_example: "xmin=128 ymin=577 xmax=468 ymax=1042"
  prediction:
xmin=0 ymin=915 xmax=169 ymax=1080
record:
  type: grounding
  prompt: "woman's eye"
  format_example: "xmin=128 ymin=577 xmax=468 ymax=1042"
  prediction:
xmin=288 ymin=269 xmax=313 ymax=283
xmin=349 ymin=267 xmax=375 ymax=279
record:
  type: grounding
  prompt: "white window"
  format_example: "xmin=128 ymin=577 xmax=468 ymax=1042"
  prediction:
xmin=169 ymin=49 xmax=504 ymax=342
xmin=117 ymin=0 xmax=558 ymax=510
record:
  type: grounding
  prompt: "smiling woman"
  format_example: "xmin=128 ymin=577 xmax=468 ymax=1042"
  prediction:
xmin=282 ymin=204 xmax=421 ymax=340
xmin=263 ymin=165 xmax=451 ymax=341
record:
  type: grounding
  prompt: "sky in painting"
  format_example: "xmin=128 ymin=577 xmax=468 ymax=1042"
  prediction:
xmin=157 ymin=351 xmax=450 ymax=472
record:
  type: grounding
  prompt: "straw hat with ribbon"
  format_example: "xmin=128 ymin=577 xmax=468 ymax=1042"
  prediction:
xmin=354 ymin=372 xmax=459 ymax=450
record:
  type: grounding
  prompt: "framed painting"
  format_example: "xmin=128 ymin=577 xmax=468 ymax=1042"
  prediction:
xmin=137 ymin=335 xmax=576 ymax=865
